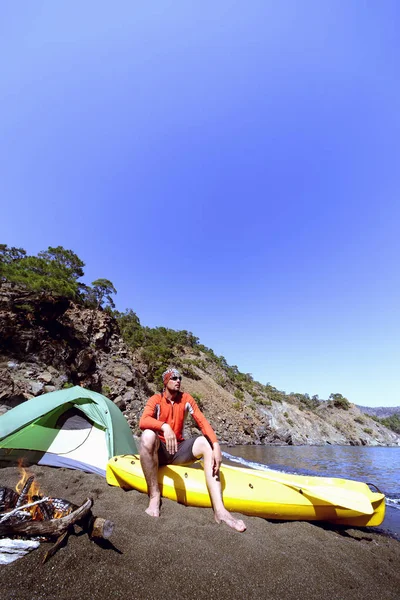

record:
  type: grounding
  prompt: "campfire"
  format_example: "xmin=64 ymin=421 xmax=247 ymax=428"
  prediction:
xmin=0 ymin=464 xmax=114 ymax=563
xmin=3 ymin=464 xmax=75 ymax=523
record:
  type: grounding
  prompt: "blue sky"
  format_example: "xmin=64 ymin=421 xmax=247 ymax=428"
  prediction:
xmin=1 ymin=2 xmax=399 ymax=407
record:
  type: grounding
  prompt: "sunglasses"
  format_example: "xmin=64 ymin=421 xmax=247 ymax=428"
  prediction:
xmin=170 ymin=376 xmax=182 ymax=381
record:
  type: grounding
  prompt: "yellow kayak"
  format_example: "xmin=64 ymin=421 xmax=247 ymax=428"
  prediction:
xmin=106 ymin=455 xmax=385 ymax=527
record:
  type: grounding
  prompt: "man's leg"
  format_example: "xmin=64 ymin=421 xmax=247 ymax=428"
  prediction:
xmin=192 ymin=436 xmax=246 ymax=532
xmin=140 ymin=430 xmax=161 ymax=517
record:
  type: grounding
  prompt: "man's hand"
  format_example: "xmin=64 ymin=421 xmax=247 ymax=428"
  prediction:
xmin=212 ymin=442 xmax=222 ymax=477
xmin=161 ymin=423 xmax=178 ymax=454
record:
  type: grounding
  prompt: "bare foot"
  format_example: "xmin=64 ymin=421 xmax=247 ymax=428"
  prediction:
xmin=145 ymin=495 xmax=160 ymax=517
xmin=214 ymin=510 xmax=246 ymax=532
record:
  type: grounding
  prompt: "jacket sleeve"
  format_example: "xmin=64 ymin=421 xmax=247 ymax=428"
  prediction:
xmin=139 ymin=395 xmax=164 ymax=433
xmin=187 ymin=395 xmax=218 ymax=445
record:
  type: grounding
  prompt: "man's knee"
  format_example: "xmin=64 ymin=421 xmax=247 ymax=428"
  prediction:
xmin=140 ymin=430 xmax=159 ymax=454
xmin=192 ymin=436 xmax=212 ymax=458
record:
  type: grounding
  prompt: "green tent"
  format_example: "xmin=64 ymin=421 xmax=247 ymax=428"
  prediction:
xmin=0 ymin=386 xmax=137 ymax=476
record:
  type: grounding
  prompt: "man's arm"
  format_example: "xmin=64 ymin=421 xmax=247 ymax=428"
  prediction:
xmin=140 ymin=396 xmax=178 ymax=454
xmin=211 ymin=441 xmax=222 ymax=476
xmin=187 ymin=396 xmax=218 ymax=444
xmin=160 ymin=423 xmax=178 ymax=454
xmin=139 ymin=395 xmax=164 ymax=432
xmin=188 ymin=396 xmax=222 ymax=474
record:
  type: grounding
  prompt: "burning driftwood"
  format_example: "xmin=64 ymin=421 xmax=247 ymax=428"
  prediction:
xmin=0 ymin=469 xmax=114 ymax=563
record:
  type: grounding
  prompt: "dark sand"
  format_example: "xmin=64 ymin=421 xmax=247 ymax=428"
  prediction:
xmin=1 ymin=465 xmax=399 ymax=600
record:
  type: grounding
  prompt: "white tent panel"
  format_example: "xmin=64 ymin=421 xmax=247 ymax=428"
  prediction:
xmin=38 ymin=425 xmax=109 ymax=476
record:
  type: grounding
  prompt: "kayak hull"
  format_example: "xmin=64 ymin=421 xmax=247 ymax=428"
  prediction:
xmin=106 ymin=455 xmax=385 ymax=527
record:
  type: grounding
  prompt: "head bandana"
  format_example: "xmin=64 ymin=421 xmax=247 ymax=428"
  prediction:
xmin=162 ymin=368 xmax=181 ymax=387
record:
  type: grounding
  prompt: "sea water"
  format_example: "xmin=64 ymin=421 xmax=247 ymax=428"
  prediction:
xmin=221 ymin=445 xmax=400 ymax=538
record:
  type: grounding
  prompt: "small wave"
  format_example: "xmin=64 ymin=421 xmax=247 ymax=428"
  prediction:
xmin=221 ymin=451 xmax=315 ymax=476
xmin=222 ymin=451 xmax=275 ymax=472
xmin=386 ymin=497 xmax=400 ymax=510
xmin=221 ymin=451 xmax=316 ymax=477
xmin=222 ymin=452 xmax=399 ymax=491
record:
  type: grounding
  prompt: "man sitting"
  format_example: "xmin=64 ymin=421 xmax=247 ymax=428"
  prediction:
xmin=139 ymin=368 xmax=246 ymax=532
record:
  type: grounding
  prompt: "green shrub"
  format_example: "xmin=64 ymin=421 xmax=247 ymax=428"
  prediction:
xmin=181 ymin=365 xmax=201 ymax=380
xmin=363 ymin=428 xmax=373 ymax=435
xmin=191 ymin=392 xmax=204 ymax=410
xmin=216 ymin=375 xmax=226 ymax=388
xmin=194 ymin=359 xmax=207 ymax=370
xmin=232 ymin=400 xmax=242 ymax=411
xmin=102 ymin=384 xmax=111 ymax=396
xmin=264 ymin=384 xmax=285 ymax=403
xmin=182 ymin=358 xmax=207 ymax=371
xmin=62 ymin=382 xmax=74 ymax=389
xmin=234 ymin=389 xmax=244 ymax=401
xmin=354 ymin=416 xmax=364 ymax=424
xmin=14 ymin=302 xmax=35 ymax=312
xmin=242 ymin=382 xmax=254 ymax=394
xmin=335 ymin=398 xmax=350 ymax=410
xmin=380 ymin=413 xmax=400 ymax=434
xmin=367 ymin=413 xmax=400 ymax=435
xmin=329 ymin=393 xmax=351 ymax=410
xmin=253 ymin=397 xmax=272 ymax=407
xmin=298 ymin=394 xmax=320 ymax=410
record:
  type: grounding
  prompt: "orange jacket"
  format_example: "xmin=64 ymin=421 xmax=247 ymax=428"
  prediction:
xmin=139 ymin=391 xmax=218 ymax=445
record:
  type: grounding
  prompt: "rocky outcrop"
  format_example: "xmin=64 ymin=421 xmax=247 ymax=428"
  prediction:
xmin=0 ymin=285 xmax=150 ymax=429
xmin=179 ymin=355 xmax=400 ymax=447
xmin=1 ymin=284 xmax=399 ymax=446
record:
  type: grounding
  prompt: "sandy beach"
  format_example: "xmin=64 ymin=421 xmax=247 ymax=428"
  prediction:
xmin=1 ymin=464 xmax=399 ymax=600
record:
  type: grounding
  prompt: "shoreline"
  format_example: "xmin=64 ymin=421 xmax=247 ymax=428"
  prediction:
xmin=222 ymin=444 xmax=400 ymax=537
xmin=1 ymin=464 xmax=399 ymax=600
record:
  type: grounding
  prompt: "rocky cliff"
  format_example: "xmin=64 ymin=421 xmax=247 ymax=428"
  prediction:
xmin=1 ymin=285 xmax=399 ymax=447
xmin=178 ymin=355 xmax=400 ymax=446
xmin=0 ymin=285 xmax=150 ymax=430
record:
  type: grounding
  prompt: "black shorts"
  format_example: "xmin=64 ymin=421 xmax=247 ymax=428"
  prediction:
xmin=158 ymin=436 xmax=201 ymax=466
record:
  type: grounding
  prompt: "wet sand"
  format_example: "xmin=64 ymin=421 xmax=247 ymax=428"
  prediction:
xmin=1 ymin=465 xmax=399 ymax=600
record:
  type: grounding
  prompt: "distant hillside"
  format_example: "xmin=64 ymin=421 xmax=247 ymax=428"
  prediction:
xmin=1 ymin=244 xmax=400 ymax=447
xmin=1 ymin=287 xmax=399 ymax=447
xmin=356 ymin=406 xmax=400 ymax=435
xmin=113 ymin=309 xmax=400 ymax=445
xmin=357 ymin=406 xmax=400 ymax=419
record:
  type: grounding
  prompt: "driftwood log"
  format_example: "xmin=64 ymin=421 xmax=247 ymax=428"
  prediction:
xmin=0 ymin=497 xmax=114 ymax=539
xmin=1 ymin=475 xmax=115 ymax=563
xmin=0 ymin=496 xmax=115 ymax=563
xmin=0 ymin=498 xmax=93 ymax=537
xmin=88 ymin=516 xmax=115 ymax=540
xmin=42 ymin=529 xmax=71 ymax=564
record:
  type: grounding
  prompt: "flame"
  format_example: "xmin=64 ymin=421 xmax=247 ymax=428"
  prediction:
xmin=15 ymin=461 xmax=44 ymax=520
xmin=16 ymin=462 xmax=41 ymax=497
xmin=14 ymin=461 xmax=72 ymax=520
xmin=53 ymin=509 xmax=65 ymax=519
